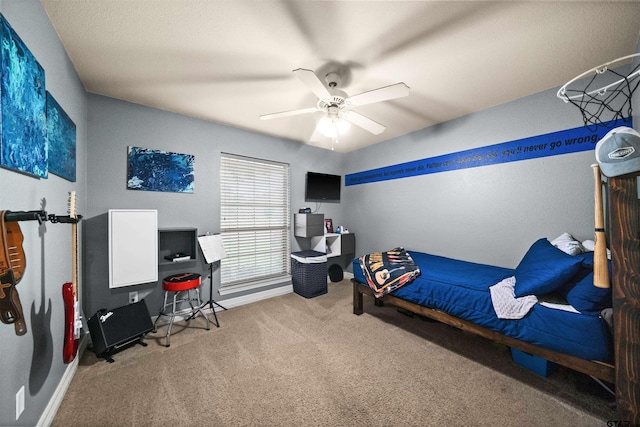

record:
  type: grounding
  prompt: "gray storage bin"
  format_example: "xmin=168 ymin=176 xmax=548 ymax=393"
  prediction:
xmin=291 ymin=250 xmax=328 ymax=298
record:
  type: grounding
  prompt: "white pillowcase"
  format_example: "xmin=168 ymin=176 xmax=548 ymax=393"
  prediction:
xmin=550 ymin=232 xmax=585 ymax=256
xmin=581 ymin=239 xmax=611 ymax=259
xmin=581 ymin=239 xmax=595 ymax=252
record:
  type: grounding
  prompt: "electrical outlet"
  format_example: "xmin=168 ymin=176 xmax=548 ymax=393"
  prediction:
xmin=16 ymin=386 xmax=24 ymax=420
xmin=129 ymin=291 xmax=139 ymax=304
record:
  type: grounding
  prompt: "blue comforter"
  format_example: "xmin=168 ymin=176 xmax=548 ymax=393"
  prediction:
xmin=353 ymin=251 xmax=613 ymax=362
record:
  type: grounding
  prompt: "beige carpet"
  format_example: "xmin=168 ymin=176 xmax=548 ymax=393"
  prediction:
xmin=53 ymin=280 xmax=615 ymax=426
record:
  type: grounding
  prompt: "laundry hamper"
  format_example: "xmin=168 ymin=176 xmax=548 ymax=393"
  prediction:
xmin=290 ymin=250 xmax=328 ymax=298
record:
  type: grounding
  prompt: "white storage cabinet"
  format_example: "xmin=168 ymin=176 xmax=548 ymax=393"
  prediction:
xmin=108 ymin=209 xmax=158 ymax=288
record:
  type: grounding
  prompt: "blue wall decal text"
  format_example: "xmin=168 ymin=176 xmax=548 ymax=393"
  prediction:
xmin=346 ymin=119 xmax=630 ymax=186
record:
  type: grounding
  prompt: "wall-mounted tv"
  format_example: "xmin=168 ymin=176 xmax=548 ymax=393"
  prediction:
xmin=305 ymin=172 xmax=341 ymax=202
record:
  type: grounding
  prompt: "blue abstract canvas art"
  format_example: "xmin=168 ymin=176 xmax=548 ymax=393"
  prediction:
xmin=127 ymin=146 xmax=194 ymax=193
xmin=0 ymin=14 xmax=47 ymax=178
xmin=46 ymin=92 xmax=76 ymax=182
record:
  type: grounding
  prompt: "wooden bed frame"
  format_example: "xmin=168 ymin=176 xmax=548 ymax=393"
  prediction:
xmin=352 ymin=175 xmax=639 ymax=423
xmin=352 ymin=281 xmax=615 ymax=383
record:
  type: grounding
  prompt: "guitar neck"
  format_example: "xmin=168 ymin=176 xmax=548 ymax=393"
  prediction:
xmin=67 ymin=190 xmax=79 ymax=296
xmin=71 ymin=221 xmax=78 ymax=295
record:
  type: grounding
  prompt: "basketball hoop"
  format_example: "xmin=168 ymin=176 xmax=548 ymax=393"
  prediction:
xmin=557 ymin=53 xmax=640 ymax=129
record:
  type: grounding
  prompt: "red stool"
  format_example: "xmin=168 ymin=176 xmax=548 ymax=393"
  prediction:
xmin=153 ymin=273 xmax=210 ymax=347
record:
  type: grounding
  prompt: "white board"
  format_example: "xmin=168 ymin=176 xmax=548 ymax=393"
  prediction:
xmin=108 ymin=209 xmax=158 ymax=288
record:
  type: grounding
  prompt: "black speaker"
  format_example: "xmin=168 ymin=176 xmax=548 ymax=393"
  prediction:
xmin=88 ymin=300 xmax=153 ymax=362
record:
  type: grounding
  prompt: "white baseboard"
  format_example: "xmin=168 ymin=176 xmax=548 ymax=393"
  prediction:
xmin=155 ymin=276 xmax=350 ymax=325
xmin=205 ymin=284 xmax=293 ymax=311
xmin=37 ymin=335 xmax=88 ymax=427
xmin=152 ymin=284 xmax=294 ymax=324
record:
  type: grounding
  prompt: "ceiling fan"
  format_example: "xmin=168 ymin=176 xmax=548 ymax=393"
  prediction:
xmin=259 ymin=68 xmax=409 ymax=142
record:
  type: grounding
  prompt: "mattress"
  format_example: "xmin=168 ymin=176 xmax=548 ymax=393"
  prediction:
xmin=353 ymin=251 xmax=613 ymax=362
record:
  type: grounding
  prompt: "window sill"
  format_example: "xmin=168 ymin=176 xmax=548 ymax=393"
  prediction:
xmin=219 ymin=275 xmax=292 ymax=296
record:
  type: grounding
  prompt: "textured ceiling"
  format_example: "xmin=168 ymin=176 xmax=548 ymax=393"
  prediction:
xmin=41 ymin=1 xmax=640 ymax=152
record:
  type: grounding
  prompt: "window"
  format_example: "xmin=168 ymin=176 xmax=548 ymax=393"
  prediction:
xmin=219 ymin=153 xmax=291 ymax=292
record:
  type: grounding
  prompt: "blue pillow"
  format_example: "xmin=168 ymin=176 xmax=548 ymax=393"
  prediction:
xmin=514 ymin=238 xmax=583 ymax=297
xmin=566 ymin=271 xmax=612 ymax=314
xmin=573 ymin=251 xmax=595 ymax=268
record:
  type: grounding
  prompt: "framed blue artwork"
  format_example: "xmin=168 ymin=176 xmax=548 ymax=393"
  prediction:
xmin=46 ymin=92 xmax=76 ymax=182
xmin=0 ymin=14 xmax=47 ymax=178
xmin=127 ymin=146 xmax=195 ymax=193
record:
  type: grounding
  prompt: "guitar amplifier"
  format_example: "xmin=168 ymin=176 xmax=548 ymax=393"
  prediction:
xmin=88 ymin=300 xmax=153 ymax=362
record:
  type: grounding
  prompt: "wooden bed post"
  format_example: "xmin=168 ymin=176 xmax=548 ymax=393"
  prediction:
xmin=353 ymin=280 xmax=364 ymax=315
xmin=607 ymin=175 xmax=640 ymax=424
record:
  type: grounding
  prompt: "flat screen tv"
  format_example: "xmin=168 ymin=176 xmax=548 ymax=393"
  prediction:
xmin=305 ymin=172 xmax=341 ymax=202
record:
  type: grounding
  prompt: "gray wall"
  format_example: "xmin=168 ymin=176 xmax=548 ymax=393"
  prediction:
xmin=1 ymin=1 xmax=638 ymax=425
xmin=84 ymin=95 xmax=347 ymax=316
xmin=343 ymin=85 xmax=631 ymax=268
xmin=0 ymin=1 xmax=88 ymax=426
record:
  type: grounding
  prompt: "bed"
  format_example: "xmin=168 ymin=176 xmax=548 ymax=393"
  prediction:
xmin=358 ymin=175 xmax=640 ymax=421
xmin=351 ymin=238 xmax=616 ymax=383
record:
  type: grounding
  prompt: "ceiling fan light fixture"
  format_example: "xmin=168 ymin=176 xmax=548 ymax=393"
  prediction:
xmin=262 ymin=67 xmax=410 ymax=146
xmin=317 ymin=115 xmax=350 ymax=138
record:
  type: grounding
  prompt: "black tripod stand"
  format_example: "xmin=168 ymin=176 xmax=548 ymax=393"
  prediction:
xmin=199 ymin=261 xmax=227 ymax=327
xmin=191 ymin=233 xmax=228 ymax=327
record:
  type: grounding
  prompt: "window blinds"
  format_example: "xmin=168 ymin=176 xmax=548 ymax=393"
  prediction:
xmin=220 ymin=153 xmax=291 ymax=288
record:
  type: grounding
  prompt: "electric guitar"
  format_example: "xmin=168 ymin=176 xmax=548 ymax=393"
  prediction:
xmin=62 ymin=192 xmax=82 ymax=364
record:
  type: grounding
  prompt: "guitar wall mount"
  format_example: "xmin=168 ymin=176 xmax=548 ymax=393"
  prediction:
xmin=3 ymin=210 xmax=82 ymax=224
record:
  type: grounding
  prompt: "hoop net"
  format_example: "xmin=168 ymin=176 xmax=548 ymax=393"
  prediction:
xmin=557 ymin=54 xmax=640 ymax=129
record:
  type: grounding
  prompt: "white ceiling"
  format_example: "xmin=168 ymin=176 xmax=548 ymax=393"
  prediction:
xmin=40 ymin=1 xmax=640 ymax=153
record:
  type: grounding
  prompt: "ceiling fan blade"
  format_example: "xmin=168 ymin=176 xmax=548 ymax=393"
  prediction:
xmin=342 ymin=111 xmax=386 ymax=135
xmin=347 ymin=82 xmax=410 ymax=106
xmin=259 ymin=107 xmax=319 ymax=120
xmin=293 ymin=68 xmax=331 ymax=100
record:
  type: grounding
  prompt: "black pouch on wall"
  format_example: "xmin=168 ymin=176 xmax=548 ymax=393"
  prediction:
xmin=88 ymin=299 xmax=153 ymax=362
